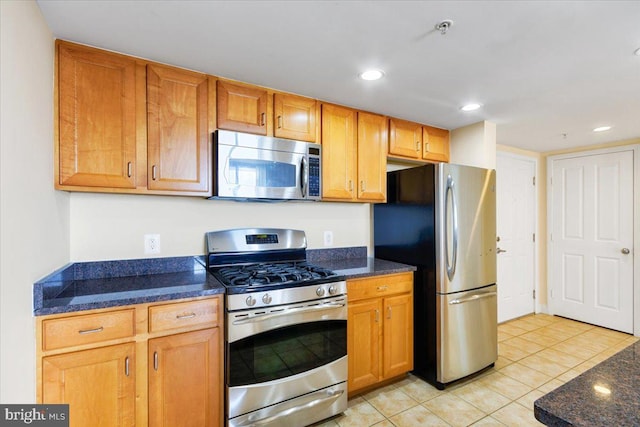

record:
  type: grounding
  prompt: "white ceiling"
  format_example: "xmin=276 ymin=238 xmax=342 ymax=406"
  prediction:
xmin=36 ymin=0 xmax=640 ymax=152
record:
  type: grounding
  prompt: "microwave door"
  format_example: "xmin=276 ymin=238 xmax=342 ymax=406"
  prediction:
xmin=219 ymin=145 xmax=304 ymax=200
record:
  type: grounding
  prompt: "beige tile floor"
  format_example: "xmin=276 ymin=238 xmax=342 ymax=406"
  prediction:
xmin=313 ymin=314 xmax=639 ymax=427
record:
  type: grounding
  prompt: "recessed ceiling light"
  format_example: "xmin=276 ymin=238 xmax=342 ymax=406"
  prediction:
xmin=593 ymin=126 xmax=612 ymax=132
xmin=460 ymin=103 xmax=482 ymax=112
xmin=359 ymin=70 xmax=385 ymax=81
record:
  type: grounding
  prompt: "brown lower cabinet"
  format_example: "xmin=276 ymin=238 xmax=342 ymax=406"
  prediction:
xmin=347 ymin=272 xmax=414 ymax=394
xmin=37 ymin=295 xmax=223 ymax=427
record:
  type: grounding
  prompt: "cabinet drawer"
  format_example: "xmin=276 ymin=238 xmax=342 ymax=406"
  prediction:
xmin=42 ymin=309 xmax=135 ymax=351
xmin=347 ymin=272 xmax=413 ymax=301
xmin=149 ymin=298 xmax=220 ymax=333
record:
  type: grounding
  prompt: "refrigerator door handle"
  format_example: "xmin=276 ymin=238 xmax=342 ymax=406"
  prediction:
xmin=445 ymin=175 xmax=459 ymax=281
xmin=449 ymin=291 xmax=497 ymax=305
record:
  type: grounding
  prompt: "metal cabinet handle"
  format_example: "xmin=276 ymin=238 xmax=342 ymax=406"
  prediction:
xmin=277 ymin=115 xmax=283 ymax=128
xmin=375 ymin=309 xmax=380 ymax=323
xmin=260 ymin=112 xmax=266 ymax=126
xmin=153 ymin=351 xmax=158 ymax=371
xmin=125 ymin=356 xmax=130 ymax=376
xmin=240 ymin=389 xmax=344 ymax=426
xmin=425 ymin=142 xmax=430 ymax=153
xmin=152 ymin=165 xmax=157 ymax=180
xmin=497 ymin=247 xmax=507 ymax=254
xmin=127 ymin=162 xmax=132 ymax=178
xmin=387 ymin=306 xmax=392 ymax=319
xmin=360 ymin=180 xmax=365 ymax=192
xmin=176 ymin=312 xmax=196 ymax=319
xmin=622 ymin=248 xmax=630 ymax=254
xmin=78 ymin=326 xmax=103 ymax=335
xmin=376 ymin=286 xmax=388 ymax=292
xmin=416 ymin=141 xmax=421 ymax=151
xmin=349 ymin=180 xmax=353 ymax=192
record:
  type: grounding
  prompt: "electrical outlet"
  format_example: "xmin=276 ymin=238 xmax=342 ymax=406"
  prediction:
xmin=323 ymin=231 xmax=334 ymax=247
xmin=144 ymin=234 xmax=161 ymax=254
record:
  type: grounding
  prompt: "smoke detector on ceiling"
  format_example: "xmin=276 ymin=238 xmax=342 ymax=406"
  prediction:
xmin=435 ymin=20 xmax=453 ymax=35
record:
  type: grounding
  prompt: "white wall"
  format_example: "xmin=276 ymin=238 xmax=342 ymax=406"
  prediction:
xmin=69 ymin=193 xmax=371 ymax=261
xmin=450 ymin=121 xmax=497 ymax=169
xmin=0 ymin=0 xmax=69 ymax=403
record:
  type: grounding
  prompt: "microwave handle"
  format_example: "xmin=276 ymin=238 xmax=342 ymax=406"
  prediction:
xmin=300 ymin=156 xmax=307 ymax=198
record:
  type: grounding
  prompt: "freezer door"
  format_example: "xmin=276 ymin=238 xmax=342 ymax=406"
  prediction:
xmin=435 ymin=163 xmax=496 ymax=294
xmin=437 ymin=285 xmax=497 ymax=384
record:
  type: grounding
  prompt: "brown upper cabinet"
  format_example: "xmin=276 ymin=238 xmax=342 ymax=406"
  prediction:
xmin=216 ymin=80 xmax=268 ymax=135
xmin=388 ymin=117 xmax=450 ymax=163
xmin=423 ymin=125 xmax=450 ymax=162
xmin=57 ymin=41 xmax=139 ymax=189
xmin=217 ymin=81 xmax=318 ymax=143
xmin=55 ymin=40 xmax=213 ymax=196
xmin=273 ymin=93 xmax=318 ymax=142
xmin=321 ymin=104 xmax=386 ymax=202
xmin=147 ymin=64 xmax=212 ymax=193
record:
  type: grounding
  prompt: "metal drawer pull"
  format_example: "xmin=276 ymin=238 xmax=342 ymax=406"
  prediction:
xmin=450 ymin=292 xmax=497 ymax=305
xmin=125 ymin=356 xmax=130 ymax=376
xmin=377 ymin=286 xmax=388 ymax=292
xmin=152 ymin=165 xmax=157 ymax=180
xmin=176 ymin=312 xmax=196 ymax=319
xmin=127 ymin=162 xmax=132 ymax=177
xmin=153 ymin=352 xmax=158 ymax=371
xmin=78 ymin=326 xmax=104 ymax=335
xmin=242 ymin=389 xmax=344 ymax=426
xmin=233 ymin=302 xmax=345 ymax=325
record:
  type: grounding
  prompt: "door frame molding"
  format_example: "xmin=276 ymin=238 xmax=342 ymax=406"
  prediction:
xmin=496 ymin=150 xmax=539 ymax=316
xmin=546 ymin=144 xmax=640 ymax=337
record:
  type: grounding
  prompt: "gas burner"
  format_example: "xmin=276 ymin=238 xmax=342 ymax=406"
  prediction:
xmin=212 ymin=261 xmax=337 ymax=288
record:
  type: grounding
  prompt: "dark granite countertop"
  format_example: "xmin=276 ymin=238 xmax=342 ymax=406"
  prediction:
xmin=33 ymin=247 xmax=416 ymax=316
xmin=33 ymin=256 xmax=225 ymax=316
xmin=534 ymin=341 xmax=640 ymax=426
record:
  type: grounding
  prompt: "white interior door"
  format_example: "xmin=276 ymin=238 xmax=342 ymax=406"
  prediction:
xmin=549 ymin=150 xmax=634 ymax=333
xmin=496 ymin=153 xmax=536 ymax=322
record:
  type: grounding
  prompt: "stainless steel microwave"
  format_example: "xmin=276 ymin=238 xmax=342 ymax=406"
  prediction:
xmin=212 ymin=130 xmax=322 ymax=201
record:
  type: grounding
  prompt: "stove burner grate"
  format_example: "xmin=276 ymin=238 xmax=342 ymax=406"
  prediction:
xmin=213 ymin=262 xmax=336 ymax=288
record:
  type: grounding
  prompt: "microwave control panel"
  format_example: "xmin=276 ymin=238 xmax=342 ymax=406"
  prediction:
xmin=308 ymin=156 xmax=320 ymax=198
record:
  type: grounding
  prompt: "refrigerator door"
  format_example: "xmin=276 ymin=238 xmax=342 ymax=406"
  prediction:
xmin=437 ymin=285 xmax=497 ymax=384
xmin=435 ymin=164 xmax=496 ymax=294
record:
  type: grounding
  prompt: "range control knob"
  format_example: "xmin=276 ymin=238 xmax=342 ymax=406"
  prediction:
xmin=262 ymin=293 xmax=272 ymax=304
xmin=328 ymin=285 xmax=338 ymax=295
xmin=316 ymin=287 xmax=325 ymax=297
xmin=245 ymin=296 xmax=257 ymax=307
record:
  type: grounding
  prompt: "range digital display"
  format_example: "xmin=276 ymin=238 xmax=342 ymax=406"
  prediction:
xmin=246 ymin=234 xmax=279 ymax=245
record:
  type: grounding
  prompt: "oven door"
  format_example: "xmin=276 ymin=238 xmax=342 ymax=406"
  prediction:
xmin=227 ymin=296 xmax=347 ymax=424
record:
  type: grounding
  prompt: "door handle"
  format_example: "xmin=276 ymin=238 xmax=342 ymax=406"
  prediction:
xmin=497 ymin=247 xmax=507 ymax=254
xmin=621 ymin=248 xmax=630 ymax=255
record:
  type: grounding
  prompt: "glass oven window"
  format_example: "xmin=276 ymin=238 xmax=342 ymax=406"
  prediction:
xmin=228 ymin=320 xmax=346 ymax=387
xmin=229 ymin=159 xmax=295 ymax=188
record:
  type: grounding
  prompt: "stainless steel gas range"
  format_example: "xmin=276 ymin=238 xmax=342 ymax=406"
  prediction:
xmin=205 ymin=228 xmax=348 ymax=427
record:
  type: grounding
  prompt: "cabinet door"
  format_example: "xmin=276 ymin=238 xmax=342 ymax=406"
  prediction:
xmin=423 ymin=126 xmax=450 ymax=162
xmin=274 ymin=93 xmax=317 ymax=142
xmin=321 ymin=104 xmax=357 ymax=200
xmin=57 ymin=41 xmax=137 ymax=188
xmin=42 ymin=343 xmax=135 ymax=427
xmin=147 ymin=64 xmax=211 ymax=193
xmin=357 ymin=112 xmax=387 ymax=202
xmin=149 ymin=328 xmax=221 ymax=427
xmin=217 ymin=81 xmax=268 ymax=135
xmin=388 ymin=118 xmax=422 ymax=159
xmin=347 ymin=299 xmax=381 ymax=393
xmin=382 ymin=293 xmax=414 ymax=379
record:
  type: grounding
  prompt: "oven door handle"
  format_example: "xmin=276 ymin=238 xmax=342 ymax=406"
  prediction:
xmin=239 ymin=389 xmax=344 ymax=426
xmin=232 ymin=302 xmax=346 ymax=325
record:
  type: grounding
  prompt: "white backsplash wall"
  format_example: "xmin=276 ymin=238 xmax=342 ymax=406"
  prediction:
xmin=70 ymin=192 xmax=372 ymax=261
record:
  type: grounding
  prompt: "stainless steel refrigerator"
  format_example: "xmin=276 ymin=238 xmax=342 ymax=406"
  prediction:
xmin=374 ymin=163 xmax=497 ymax=389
